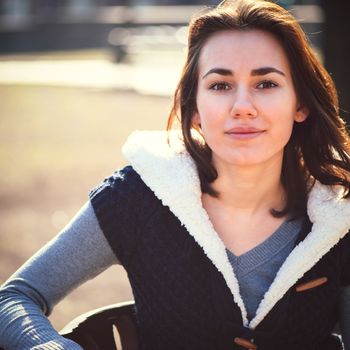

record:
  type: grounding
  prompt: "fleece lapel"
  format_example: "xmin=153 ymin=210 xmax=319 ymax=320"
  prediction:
xmin=122 ymin=130 xmax=250 ymax=325
xmin=122 ymin=130 xmax=350 ymax=329
xmin=250 ymin=181 xmax=350 ymax=328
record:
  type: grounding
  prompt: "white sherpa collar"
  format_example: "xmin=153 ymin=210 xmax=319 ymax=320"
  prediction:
xmin=122 ymin=130 xmax=350 ymax=329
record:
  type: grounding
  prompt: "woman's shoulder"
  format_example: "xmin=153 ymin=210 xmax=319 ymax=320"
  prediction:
xmin=88 ymin=165 xmax=162 ymax=263
xmin=306 ymin=181 xmax=350 ymax=253
xmin=89 ymin=165 xmax=152 ymax=203
xmin=89 ymin=165 xmax=161 ymax=223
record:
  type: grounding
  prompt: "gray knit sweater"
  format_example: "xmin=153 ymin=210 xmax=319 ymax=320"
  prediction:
xmin=0 ymin=202 xmax=117 ymax=350
xmin=0 ymin=201 xmax=349 ymax=349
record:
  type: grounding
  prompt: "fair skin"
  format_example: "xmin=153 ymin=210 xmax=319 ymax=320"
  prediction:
xmin=193 ymin=29 xmax=308 ymax=256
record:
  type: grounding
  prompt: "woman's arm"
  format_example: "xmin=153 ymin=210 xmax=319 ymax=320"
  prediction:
xmin=0 ymin=201 xmax=118 ymax=349
xmin=340 ymin=286 xmax=350 ymax=350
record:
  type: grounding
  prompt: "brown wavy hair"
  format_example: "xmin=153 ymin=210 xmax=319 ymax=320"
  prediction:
xmin=167 ymin=0 xmax=350 ymax=217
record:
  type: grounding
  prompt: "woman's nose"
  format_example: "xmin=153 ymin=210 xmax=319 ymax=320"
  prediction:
xmin=230 ymin=89 xmax=257 ymax=119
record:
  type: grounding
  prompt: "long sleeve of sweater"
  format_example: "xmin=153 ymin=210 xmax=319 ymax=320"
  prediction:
xmin=0 ymin=201 xmax=118 ymax=350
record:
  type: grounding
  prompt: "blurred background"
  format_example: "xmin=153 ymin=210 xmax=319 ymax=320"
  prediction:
xmin=0 ymin=0 xmax=349 ymax=331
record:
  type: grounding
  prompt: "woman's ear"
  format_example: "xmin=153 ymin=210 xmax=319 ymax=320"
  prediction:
xmin=192 ymin=112 xmax=201 ymax=126
xmin=295 ymin=105 xmax=309 ymax=123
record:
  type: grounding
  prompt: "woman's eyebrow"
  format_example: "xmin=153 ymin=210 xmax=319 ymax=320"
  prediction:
xmin=202 ymin=68 xmax=233 ymax=79
xmin=251 ymin=67 xmax=285 ymax=76
xmin=202 ymin=66 xmax=285 ymax=79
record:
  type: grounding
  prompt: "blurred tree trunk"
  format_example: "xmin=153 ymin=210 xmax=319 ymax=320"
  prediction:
xmin=321 ymin=0 xmax=350 ymax=126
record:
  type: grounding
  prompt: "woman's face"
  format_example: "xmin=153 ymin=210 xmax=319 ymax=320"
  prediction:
xmin=194 ymin=29 xmax=308 ymax=171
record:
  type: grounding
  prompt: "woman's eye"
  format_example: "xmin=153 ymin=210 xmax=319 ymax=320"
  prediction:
xmin=209 ymin=82 xmax=231 ymax=91
xmin=257 ymin=81 xmax=278 ymax=89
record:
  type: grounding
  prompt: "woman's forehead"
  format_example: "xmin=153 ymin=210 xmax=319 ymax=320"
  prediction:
xmin=198 ymin=29 xmax=290 ymax=76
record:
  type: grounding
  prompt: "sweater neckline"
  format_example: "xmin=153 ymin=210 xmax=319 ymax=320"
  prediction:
xmin=226 ymin=217 xmax=304 ymax=277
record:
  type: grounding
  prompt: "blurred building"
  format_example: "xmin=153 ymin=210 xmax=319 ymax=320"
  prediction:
xmin=0 ymin=0 xmax=321 ymax=18
xmin=0 ymin=0 xmax=324 ymax=73
xmin=0 ymin=0 xmax=216 ymax=16
xmin=0 ymin=0 xmax=218 ymax=53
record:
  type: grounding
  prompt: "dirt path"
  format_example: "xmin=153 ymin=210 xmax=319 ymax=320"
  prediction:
xmin=0 ymin=84 xmax=171 ymax=329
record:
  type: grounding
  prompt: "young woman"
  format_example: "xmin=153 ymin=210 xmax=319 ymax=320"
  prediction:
xmin=1 ymin=0 xmax=349 ymax=349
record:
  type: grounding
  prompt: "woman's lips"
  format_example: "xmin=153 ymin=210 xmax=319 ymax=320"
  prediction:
xmin=225 ymin=127 xmax=266 ymax=140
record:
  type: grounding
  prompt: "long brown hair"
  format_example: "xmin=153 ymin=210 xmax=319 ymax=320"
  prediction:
xmin=167 ymin=0 xmax=350 ymax=217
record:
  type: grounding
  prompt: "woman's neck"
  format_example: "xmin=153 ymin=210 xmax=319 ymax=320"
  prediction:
xmin=210 ymin=159 xmax=285 ymax=216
